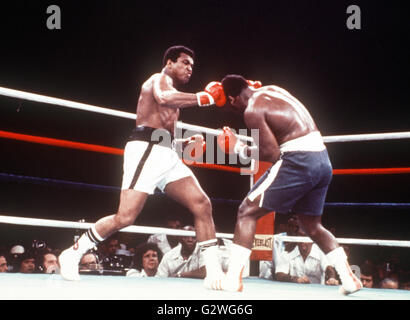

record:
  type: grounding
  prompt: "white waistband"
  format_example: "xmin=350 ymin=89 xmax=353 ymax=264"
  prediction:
xmin=279 ymin=131 xmax=326 ymax=153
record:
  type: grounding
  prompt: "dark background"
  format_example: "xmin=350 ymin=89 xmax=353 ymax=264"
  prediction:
xmin=0 ymin=1 xmax=409 ymax=262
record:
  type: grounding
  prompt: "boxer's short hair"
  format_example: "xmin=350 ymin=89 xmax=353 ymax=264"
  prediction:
xmin=163 ymin=45 xmax=195 ymax=67
xmin=221 ymin=74 xmax=248 ymax=97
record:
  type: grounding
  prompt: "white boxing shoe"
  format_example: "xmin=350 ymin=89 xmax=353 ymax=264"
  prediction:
xmin=339 ymin=272 xmax=363 ymax=295
xmin=221 ymin=276 xmax=243 ymax=292
xmin=59 ymin=248 xmax=81 ymax=281
xmin=219 ymin=267 xmax=245 ymax=292
xmin=204 ymin=273 xmax=225 ymax=290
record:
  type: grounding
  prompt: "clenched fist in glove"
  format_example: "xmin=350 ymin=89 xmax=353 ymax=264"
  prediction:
xmin=183 ymin=134 xmax=206 ymax=162
xmin=217 ymin=126 xmax=248 ymax=158
xmin=197 ymin=81 xmax=227 ymax=107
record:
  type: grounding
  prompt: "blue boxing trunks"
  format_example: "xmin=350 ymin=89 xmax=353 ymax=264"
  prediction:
xmin=247 ymin=131 xmax=332 ymax=216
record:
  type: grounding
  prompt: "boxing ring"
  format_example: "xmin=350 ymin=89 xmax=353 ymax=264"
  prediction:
xmin=1 ymin=273 xmax=409 ymax=300
xmin=1 ymin=86 xmax=410 ymax=300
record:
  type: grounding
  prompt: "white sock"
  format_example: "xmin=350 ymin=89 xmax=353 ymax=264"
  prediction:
xmin=226 ymin=243 xmax=251 ymax=280
xmin=72 ymin=225 xmax=105 ymax=257
xmin=199 ymin=239 xmax=223 ymax=277
xmin=326 ymin=247 xmax=353 ymax=283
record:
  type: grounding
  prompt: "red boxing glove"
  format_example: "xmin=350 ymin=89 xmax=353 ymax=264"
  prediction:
xmin=247 ymin=80 xmax=262 ymax=89
xmin=197 ymin=81 xmax=227 ymax=107
xmin=196 ymin=91 xmax=214 ymax=107
xmin=205 ymin=81 xmax=227 ymax=107
xmin=217 ymin=126 xmax=248 ymax=158
xmin=183 ymin=134 xmax=206 ymax=161
xmin=217 ymin=126 xmax=238 ymax=154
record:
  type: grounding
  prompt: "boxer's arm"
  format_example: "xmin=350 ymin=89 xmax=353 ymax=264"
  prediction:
xmin=244 ymin=109 xmax=281 ymax=163
xmin=178 ymin=266 xmax=206 ymax=279
xmin=153 ymin=73 xmax=199 ymax=108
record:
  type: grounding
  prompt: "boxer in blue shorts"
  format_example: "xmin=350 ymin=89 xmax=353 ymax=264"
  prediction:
xmin=214 ymin=74 xmax=362 ymax=295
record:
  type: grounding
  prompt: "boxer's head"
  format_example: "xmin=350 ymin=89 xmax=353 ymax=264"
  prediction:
xmin=221 ymin=74 xmax=250 ymax=109
xmin=163 ymin=45 xmax=195 ymax=84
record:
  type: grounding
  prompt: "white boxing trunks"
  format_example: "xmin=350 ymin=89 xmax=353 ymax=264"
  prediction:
xmin=121 ymin=126 xmax=194 ymax=194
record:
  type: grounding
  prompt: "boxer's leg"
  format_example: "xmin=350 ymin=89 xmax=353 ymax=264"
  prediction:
xmin=222 ymin=196 xmax=270 ymax=292
xmin=296 ymin=214 xmax=362 ymax=294
xmin=59 ymin=189 xmax=148 ymax=281
xmin=165 ymin=176 xmax=224 ymax=288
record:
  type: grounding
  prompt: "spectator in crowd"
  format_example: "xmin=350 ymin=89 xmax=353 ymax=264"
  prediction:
xmin=156 ymin=225 xmax=206 ymax=278
xmin=37 ymin=252 xmax=59 ymax=274
xmin=99 ymin=236 xmax=131 ymax=271
xmin=105 ymin=236 xmax=121 ymax=257
xmin=379 ymin=277 xmax=399 ymax=289
xmin=79 ymin=251 xmax=103 ymax=272
xmin=0 ymin=252 xmax=8 ymax=273
xmin=360 ymin=262 xmax=376 ymax=288
xmin=126 ymin=243 xmax=162 ymax=277
xmin=376 ymin=260 xmax=400 ymax=287
xmin=259 ymin=214 xmax=299 ymax=280
xmin=148 ymin=218 xmax=182 ymax=255
xmin=402 ymin=281 xmax=410 ymax=290
xmin=275 ymin=229 xmax=339 ymax=285
xmin=8 ymin=244 xmax=25 ymax=272
xmin=18 ymin=250 xmax=36 ymax=273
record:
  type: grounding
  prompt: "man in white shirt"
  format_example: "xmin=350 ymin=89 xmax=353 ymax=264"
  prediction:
xmin=275 ymin=230 xmax=339 ymax=285
xmin=156 ymin=225 xmax=206 ymax=278
xmin=147 ymin=218 xmax=181 ymax=255
xmin=259 ymin=214 xmax=299 ymax=280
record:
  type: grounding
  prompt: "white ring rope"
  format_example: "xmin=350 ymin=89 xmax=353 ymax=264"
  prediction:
xmin=1 ymin=85 xmax=409 ymax=143
xmin=323 ymin=132 xmax=410 ymax=143
xmin=0 ymin=214 xmax=233 ymax=239
xmin=176 ymin=122 xmax=255 ymax=143
xmin=1 ymin=215 xmax=409 ymax=248
xmin=0 ymin=86 xmax=136 ymax=120
xmin=275 ymin=235 xmax=410 ymax=248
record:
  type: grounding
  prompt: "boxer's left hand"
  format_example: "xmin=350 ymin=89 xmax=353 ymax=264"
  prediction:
xmin=217 ymin=126 xmax=246 ymax=155
xmin=183 ymin=134 xmax=206 ymax=160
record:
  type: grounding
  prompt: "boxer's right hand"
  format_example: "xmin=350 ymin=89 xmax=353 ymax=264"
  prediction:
xmin=247 ymin=80 xmax=262 ymax=88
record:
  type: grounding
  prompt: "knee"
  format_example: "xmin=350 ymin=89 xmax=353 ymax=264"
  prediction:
xmin=237 ymin=200 xmax=254 ymax=222
xmin=113 ymin=211 xmax=135 ymax=229
xmin=297 ymin=216 xmax=322 ymax=238
xmin=191 ymin=194 xmax=212 ymax=217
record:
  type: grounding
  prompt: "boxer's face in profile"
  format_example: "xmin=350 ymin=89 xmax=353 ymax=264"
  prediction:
xmin=168 ymin=53 xmax=194 ymax=84
xmin=228 ymin=94 xmax=246 ymax=111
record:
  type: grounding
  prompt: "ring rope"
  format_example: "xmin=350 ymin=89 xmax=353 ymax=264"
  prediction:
xmin=0 ymin=172 xmax=241 ymax=205
xmin=0 ymin=86 xmax=136 ymax=120
xmin=176 ymin=122 xmax=254 ymax=143
xmin=2 ymin=172 xmax=410 ymax=210
xmin=1 ymin=129 xmax=409 ymax=175
xmin=1 ymin=214 xmax=409 ymax=247
xmin=1 ymin=85 xmax=409 ymax=143
xmin=0 ymin=130 xmax=250 ymax=174
xmin=333 ymin=168 xmax=410 ymax=175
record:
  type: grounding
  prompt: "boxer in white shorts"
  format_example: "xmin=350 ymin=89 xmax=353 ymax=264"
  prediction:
xmin=121 ymin=126 xmax=194 ymax=195
xmin=59 ymin=45 xmax=227 ymax=289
